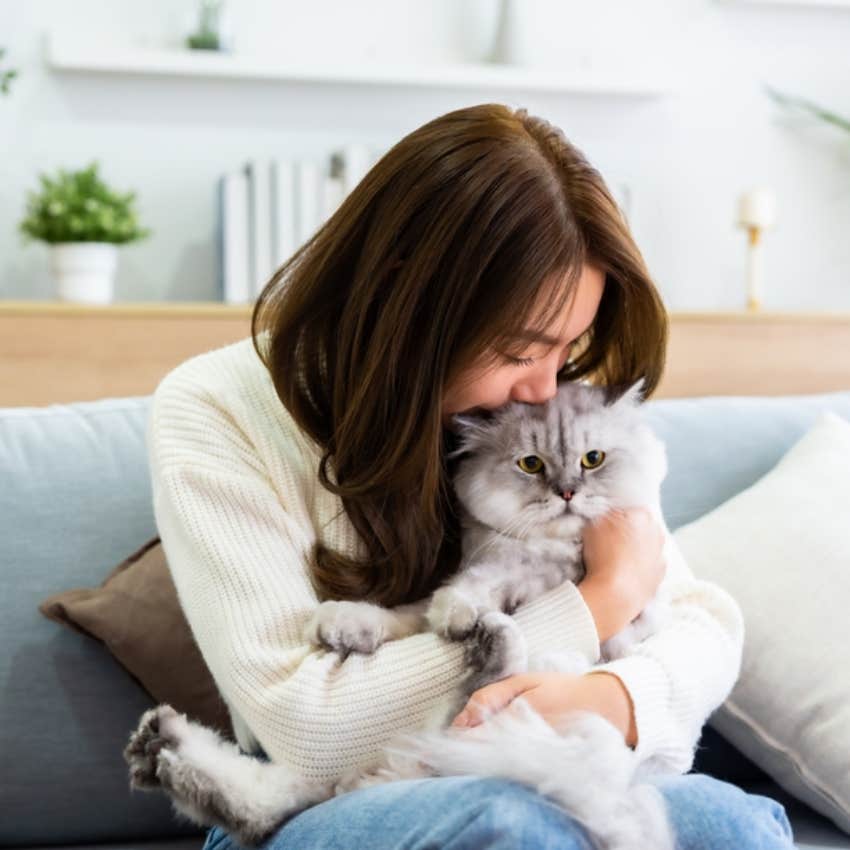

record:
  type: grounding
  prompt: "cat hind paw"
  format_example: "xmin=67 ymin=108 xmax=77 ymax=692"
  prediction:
xmin=123 ymin=704 xmax=185 ymax=791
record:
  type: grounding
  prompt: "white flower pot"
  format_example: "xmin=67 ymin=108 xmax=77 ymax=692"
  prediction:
xmin=492 ymin=0 xmax=606 ymax=71
xmin=456 ymin=0 xmax=502 ymax=62
xmin=50 ymin=242 xmax=118 ymax=304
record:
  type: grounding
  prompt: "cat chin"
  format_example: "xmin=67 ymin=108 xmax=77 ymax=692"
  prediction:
xmin=539 ymin=512 xmax=586 ymax=537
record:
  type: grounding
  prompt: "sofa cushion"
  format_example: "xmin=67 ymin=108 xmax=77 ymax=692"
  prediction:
xmin=38 ymin=535 xmax=234 ymax=738
xmin=0 ymin=396 xmax=203 ymax=846
xmin=36 ymin=840 xmax=206 ymax=850
xmin=674 ymin=411 xmax=850 ymax=836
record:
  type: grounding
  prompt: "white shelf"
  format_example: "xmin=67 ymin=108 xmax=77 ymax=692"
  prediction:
xmin=719 ymin=0 xmax=850 ymax=7
xmin=44 ymin=32 xmax=674 ymax=97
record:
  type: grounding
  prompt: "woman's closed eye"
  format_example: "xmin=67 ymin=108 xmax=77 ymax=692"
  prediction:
xmin=505 ymin=355 xmax=536 ymax=367
xmin=504 ymin=345 xmax=572 ymax=369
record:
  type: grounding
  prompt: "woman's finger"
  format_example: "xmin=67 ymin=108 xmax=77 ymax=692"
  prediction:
xmin=451 ymin=674 xmax=536 ymax=727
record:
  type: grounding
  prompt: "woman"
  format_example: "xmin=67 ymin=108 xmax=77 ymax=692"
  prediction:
xmin=149 ymin=103 xmax=795 ymax=848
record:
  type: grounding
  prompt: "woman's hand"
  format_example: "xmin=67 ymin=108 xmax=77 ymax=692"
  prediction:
xmin=451 ymin=671 xmax=637 ymax=748
xmin=581 ymin=506 xmax=667 ymax=626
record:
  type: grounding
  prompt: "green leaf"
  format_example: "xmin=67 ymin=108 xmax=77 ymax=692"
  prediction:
xmin=16 ymin=161 xmax=153 ymax=244
xmin=764 ymin=84 xmax=850 ymax=135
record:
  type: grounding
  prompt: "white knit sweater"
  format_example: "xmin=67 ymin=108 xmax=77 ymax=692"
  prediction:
xmin=148 ymin=334 xmax=745 ymax=781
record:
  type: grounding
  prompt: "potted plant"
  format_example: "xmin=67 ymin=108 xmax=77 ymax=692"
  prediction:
xmin=18 ymin=161 xmax=152 ymax=303
xmin=764 ymin=85 xmax=850 ymax=138
xmin=0 ymin=46 xmax=18 ymax=95
xmin=185 ymin=0 xmax=232 ymax=51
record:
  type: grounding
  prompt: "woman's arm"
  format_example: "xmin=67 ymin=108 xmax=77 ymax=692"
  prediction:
xmin=584 ymin=670 xmax=638 ymax=748
xmin=588 ymin=530 xmax=745 ymax=772
xmin=148 ymin=368 xmax=603 ymax=782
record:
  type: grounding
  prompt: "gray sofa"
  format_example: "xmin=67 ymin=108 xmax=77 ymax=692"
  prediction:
xmin=3 ymin=390 xmax=850 ymax=850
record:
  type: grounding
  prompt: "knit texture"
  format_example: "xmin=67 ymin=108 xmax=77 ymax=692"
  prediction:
xmin=148 ymin=334 xmax=745 ymax=781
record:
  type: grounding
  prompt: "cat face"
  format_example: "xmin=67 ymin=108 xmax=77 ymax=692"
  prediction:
xmin=448 ymin=378 xmax=667 ymax=539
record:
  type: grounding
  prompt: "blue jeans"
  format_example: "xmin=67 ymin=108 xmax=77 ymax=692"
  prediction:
xmin=200 ymin=771 xmax=795 ymax=850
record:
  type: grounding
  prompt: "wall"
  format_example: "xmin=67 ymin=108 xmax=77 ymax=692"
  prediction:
xmin=1 ymin=0 xmax=848 ymax=309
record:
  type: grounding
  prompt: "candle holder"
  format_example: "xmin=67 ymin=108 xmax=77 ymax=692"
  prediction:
xmin=736 ymin=188 xmax=777 ymax=312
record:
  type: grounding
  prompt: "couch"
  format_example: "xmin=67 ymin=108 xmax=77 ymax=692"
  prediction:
xmin=2 ymin=390 xmax=850 ymax=850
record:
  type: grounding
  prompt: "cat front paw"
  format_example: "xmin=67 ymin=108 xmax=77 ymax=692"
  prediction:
xmin=304 ymin=600 xmax=386 ymax=659
xmin=426 ymin=586 xmax=483 ymax=640
xmin=464 ymin=610 xmax=527 ymax=677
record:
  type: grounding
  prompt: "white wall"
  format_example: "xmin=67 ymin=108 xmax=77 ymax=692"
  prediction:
xmin=1 ymin=0 xmax=848 ymax=309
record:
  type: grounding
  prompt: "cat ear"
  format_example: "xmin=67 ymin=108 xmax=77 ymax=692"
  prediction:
xmin=604 ymin=377 xmax=647 ymax=408
xmin=446 ymin=413 xmax=491 ymax=459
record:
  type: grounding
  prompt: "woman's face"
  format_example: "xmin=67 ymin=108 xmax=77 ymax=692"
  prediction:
xmin=441 ymin=263 xmax=606 ymax=430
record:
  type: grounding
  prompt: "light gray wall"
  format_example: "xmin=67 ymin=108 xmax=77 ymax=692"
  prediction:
xmin=1 ymin=0 xmax=848 ymax=309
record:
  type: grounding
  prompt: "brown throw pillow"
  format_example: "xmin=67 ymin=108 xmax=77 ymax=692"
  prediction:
xmin=38 ymin=536 xmax=234 ymax=739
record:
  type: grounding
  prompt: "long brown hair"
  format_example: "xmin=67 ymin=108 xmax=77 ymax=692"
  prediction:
xmin=251 ymin=103 xmax=667 ymax=608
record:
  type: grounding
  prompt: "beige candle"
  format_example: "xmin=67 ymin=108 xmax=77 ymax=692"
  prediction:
xmin=736 ymin=188 xmax=777 ymax=311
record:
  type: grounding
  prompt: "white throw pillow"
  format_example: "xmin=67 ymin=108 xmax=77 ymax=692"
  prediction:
xmin=673 ymin=411 xmax=850 ymax=835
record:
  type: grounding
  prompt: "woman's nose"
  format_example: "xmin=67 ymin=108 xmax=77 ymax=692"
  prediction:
xmin=511 ymin=369 xmax=558 ymax=405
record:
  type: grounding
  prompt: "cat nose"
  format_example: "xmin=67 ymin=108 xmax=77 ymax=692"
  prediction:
xmin=562 ymin=489 xmax=574 ymax=502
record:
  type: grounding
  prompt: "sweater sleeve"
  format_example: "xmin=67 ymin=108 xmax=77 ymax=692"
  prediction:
xmin=589 ymin=529 xmax=745 ymax=775
xmin=147 ymin=368 xmax=601 ymax=782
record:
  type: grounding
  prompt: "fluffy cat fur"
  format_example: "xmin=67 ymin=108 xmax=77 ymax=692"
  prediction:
xmin=124 ymin=377 xmax=680 ymax=850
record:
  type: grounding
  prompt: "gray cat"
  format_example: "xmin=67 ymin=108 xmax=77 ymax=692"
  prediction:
xmin=124 ymin=378 xmax=677 ymax=850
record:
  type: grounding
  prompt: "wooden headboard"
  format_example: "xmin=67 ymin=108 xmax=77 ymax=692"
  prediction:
xmin=1 ymin=302 xmax=849 ymax=407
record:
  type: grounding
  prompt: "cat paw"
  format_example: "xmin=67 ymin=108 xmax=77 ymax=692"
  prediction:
xmin=464 ymin=610 xmax=527 ymax=676
xmin=426 ymin=587 xmax=483 ymax=640
xmin=123 ymin=704 xmax=188 ymax=791
xmin=125 ymin=705 xmax=265 ymax=842
xmin=304 ymin=600 xmax=386 ymax=659
xmin=502 ymin=591 xmax=527 ymax=615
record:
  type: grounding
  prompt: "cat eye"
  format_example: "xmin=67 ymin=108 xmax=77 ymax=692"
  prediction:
xmin=580 ymin=450 xmax=606 ymax=470
xmin=517 ymin=455 xmax=544 ymax=474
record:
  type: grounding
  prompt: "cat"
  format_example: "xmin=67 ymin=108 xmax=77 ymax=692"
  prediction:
xmin=124 ymin=377 xmax=678 ymax=850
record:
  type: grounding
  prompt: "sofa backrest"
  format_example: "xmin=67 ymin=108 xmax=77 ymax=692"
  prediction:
xmin=644 ymin=389 xmax=850 ymax=531
xmin=3 ymin=388 xmax=850 ymax=845
xmin=0 ymin=396 xmax=202 ymax=846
